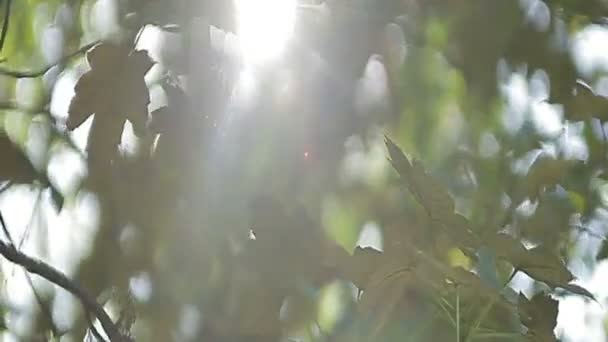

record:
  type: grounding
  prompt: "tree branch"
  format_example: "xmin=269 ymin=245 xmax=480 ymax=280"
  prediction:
xmin=0 ymin=0 xmax=11 ymax=52
xmin=0 ymin=234 xmax=127 ymax=341
xmin=0 ymin=40 xmax=98 ymax=78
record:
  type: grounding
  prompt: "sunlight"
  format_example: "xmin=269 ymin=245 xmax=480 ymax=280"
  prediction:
xmin=234 ymin=0 xmax=297 ymax=64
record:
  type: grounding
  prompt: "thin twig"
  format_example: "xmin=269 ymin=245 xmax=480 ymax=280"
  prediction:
xmin=572 ymin=224 xmax=606 ymax=242
xmin=86 ymin=311 xmax=108 ymax=342
xmin=1 ymin=209 xmax=61 ymax=336
xmin=600 ymin=120 xmax=608 ymax=165
xmin=18 ymin=190 xmax=42 ymax=249
xmin=456 ymin=285 xmax=460 ymax=342
xmin=0 ymin=0 xmax=11 ymax=52
xmin=0 ymin=40 xmax=98 ymax=78
xmin=25 ymin=271 xmax=61 ymax=337
xmin=464 ymin=294 xmax=498 ymax=342
xmin=0 ymin=239 xmax=127 ymax=341
xmin=504 ymin=268 xmax=518 ymax=287
xmin=0 ymin=181 xmax=10 ymax=194
xmin=0 ymin=210 xmax=12 ymax=246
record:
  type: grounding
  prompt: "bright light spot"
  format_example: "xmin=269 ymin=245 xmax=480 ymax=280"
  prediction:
xmin=572 ymin=25 xmax=608 ymax=77
xmin=130 ymin=272 xmax=153 ymax=302
xmin=232 ymin=68 xmax=258 ymax=107
xmin=303 ymin=151 xmax=309 ymax=158
xmin=356 ymin=221 xmax=383 ymax=251
xmin=235 ymin=0 xmax=296 ymax=63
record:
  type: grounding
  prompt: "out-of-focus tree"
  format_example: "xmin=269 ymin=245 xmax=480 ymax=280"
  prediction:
xmin=1 ymin=0 xmax=608 ymax=341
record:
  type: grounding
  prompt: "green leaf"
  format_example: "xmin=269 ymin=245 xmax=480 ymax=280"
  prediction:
xmin=385 ymin=137 xmax=455 ymax=218
xmin=385 ymin=137 xmax=479 ymax=250
xmin=489 ymin=234 xmax=594 ymax=300
xmin=512 ymin=245 xmax=573 ymax=287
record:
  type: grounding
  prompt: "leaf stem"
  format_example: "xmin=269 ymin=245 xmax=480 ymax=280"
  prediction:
xmin=456 ymin=285 xmax=460 ymax=342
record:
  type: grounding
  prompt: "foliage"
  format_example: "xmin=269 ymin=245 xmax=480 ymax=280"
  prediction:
xmin=1 ymin=0 xmax=608 ymax=341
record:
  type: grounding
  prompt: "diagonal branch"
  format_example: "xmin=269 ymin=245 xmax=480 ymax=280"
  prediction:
xmin=0 ymin=234 xmax=128 ymax=341
xmin=1 ymin=206 xmax=61 ymax=337
xmin=0 ymin=0 xmax=11 ymax=52
xmin=0 ymin=40 xmax=98 ymax=78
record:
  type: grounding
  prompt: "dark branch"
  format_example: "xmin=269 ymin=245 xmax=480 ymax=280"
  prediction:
xmin=0 ymin=210 xmax=9 ymax=246
xmin=0 ymin=235 xmax=127 ymax=341
xmin=2 ymin=201 xmax=61 ymax=336
xmin=0 ymin=0 xmax=11 ymax=52
xmin=0 ymin=40 xmax=98 ymax=78
xmin=87 ymin=310 xmax=108 ymax=342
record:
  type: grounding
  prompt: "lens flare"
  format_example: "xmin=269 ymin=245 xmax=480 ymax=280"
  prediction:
xmin=234 ymin=0 xmax=296 ymax=64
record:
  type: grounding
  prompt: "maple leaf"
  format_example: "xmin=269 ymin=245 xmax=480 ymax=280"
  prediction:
xmin=489 ymin=233 xmax=595 ymax=300
xmin=385 ymin=137 xmax=479 ymax=250
xmin=67 ymin=43 xmax=154 ymax=164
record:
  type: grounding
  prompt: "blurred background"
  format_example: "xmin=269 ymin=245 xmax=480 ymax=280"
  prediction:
xmin=2 ymin=0 xmax=608 ymax=341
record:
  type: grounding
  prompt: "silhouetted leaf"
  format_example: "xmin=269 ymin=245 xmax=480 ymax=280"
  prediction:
xmin=148 ymin=80 xmax=189 ymax=135
xmin=559 ymin=284 xmax=594 ymax=302
xmin=386 ymin=137 xmax=454 ymax=217
xmin=489 ymin=233 xmax=594 ymax=299
xmin=445 ymin=267 xmax=505 ymax=301
xmin=561 ymin=81 xmax=608 ymax=122
xmin=597 ymin=240 xmax=608 ymax=261
xmin=355 ymin=253 xmax=421 ymax=338
xmin=524 ymin=154 xmax=576 ymax=200
xmin=346 ymin=246 xmax=383 ymax=290
xmin=0 ymin=134 xmax=38 ymax=183
xmin=514 ymin=245 xmax=573 ymax=286
xmin=68 ymin=43 xmax=154 ymax=166
xmin=386 ymin=137 xmax=479 ymax=250
xmin=0 ymin=135 xmax=64 ymax=211
xmin=68 ymin=43 xmax=154 ymax=132
xmin=247 ymin=195 xmax=338 ymax=288
xmin=519 ymin=190 xmax=576 ymax=246
xmin=518 ymin=293 xmax=558 ymax=342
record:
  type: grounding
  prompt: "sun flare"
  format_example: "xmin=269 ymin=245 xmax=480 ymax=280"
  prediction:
xmin=234 ymin=0 xmax=297 ymax=64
